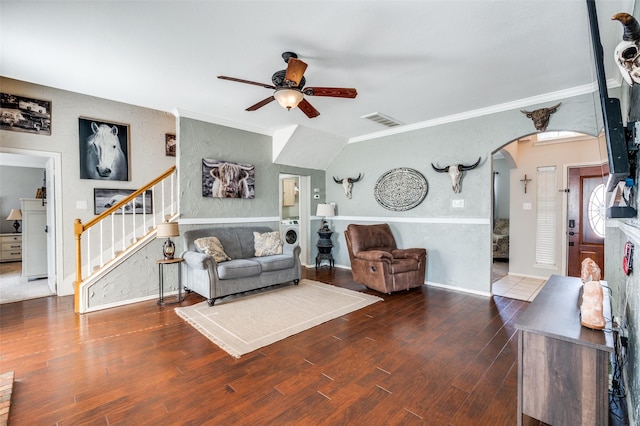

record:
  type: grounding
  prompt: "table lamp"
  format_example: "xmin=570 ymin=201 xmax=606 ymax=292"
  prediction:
xmin=156 ymin=221 xmax=179 ymax=259
xmin=6 ymin=209 xmax=22 ymax=233
xmin=316 ymin=203 xmax=335 ymax=231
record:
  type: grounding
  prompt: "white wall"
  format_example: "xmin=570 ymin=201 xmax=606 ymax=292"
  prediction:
xmin=0 ymin=77 xmax=176 ymax=295
xmin=0 ymin=165 xmax=44 ymax=234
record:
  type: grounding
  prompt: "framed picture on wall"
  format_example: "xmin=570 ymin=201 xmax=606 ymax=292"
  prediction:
xmin=0 ymin=92 xmax=52 ymax=135
xmin=165 ymin=133 xmax=176 ymax=157
xmin=94 ymin=188 xmax=152 ymax=215
xmin=202 ymin=158 xmax=255 ymax=199
xmin=79 ymin=117 xmax=130 ymax=181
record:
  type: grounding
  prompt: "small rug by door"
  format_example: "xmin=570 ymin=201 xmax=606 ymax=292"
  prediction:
xmin=174 ymin=279 xmax=383 ymax=358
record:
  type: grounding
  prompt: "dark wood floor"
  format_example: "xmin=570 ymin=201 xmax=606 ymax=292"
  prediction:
xmin=1 ymin=267 xmax=532 ymax=425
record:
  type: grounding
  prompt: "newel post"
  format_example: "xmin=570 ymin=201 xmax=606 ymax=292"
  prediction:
xmin=74 ymin=218 xmax=84 ymax=313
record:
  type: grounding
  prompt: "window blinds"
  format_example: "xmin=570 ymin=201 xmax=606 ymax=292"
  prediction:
xmin=536 ymin=166 xmax=557 ymax=266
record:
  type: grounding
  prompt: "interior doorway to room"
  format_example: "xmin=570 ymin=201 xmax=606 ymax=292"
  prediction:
xmin=0 ymin=148 xmax=61 ymax=302
xmin=566 ymin=164 xmax=608 ymax=277
xmin=491 ymin=131 xmax=608 ymax=301
xmin=279 ymin=173 xmax=309 ymax=266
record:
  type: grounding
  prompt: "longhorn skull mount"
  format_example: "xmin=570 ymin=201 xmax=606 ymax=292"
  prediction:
xmin=431 ymin=157 xmax=481 ymax=193
xmin=612 ymin=13 xmax=640 ymax=86
xmin=520 ymin=103 xmax=561 ymax=132
xmin=333 ymin=173 xmax=363 ymax=199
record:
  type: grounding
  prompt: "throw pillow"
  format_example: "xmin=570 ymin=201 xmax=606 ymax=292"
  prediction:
xmin=253 ymin=231 xmax=283 ymax=257
xmin=194 ymin=237 xmax=232 ymax=263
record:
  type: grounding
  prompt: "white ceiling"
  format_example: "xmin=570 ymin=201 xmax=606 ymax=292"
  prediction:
xmin=0 ymin=1 xmax=634 ymax=143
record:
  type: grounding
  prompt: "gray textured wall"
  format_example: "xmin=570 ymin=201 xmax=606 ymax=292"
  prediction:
xmin=325 ymin=92 xmax=603 ymax=294
xmin=177 ymin=115 xmax=325 ymax=231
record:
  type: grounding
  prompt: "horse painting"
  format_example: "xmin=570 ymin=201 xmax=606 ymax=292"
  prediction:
xmin=80 ymin=119 xmax=129 ymax=181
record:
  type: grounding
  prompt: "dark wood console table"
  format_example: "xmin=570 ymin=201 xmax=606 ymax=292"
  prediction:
xmin=515 ymin=274 xmax=614 ymax=425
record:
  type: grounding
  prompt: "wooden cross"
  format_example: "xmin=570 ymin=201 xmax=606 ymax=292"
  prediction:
xmin=520 ymin=174 xmax=532 ymax=193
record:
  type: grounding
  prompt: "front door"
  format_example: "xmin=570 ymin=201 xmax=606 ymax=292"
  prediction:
xmin=567 ymin=165 xmax=608 ymax=277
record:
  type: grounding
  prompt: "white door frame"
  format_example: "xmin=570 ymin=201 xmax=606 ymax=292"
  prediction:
xmin=0 ymin=147 xmax=62 ymax=293
xmin=298 ymin=175 xmax=310 ymax=265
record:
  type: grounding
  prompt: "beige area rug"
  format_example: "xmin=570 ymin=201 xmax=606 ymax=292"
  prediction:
xmin=175 ymin=279 xmax=383 ymax=358
xmin=0 ymin=262 xmax=53 ymax=304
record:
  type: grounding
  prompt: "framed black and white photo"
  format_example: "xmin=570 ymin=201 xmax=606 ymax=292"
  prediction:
xmin=94 ymin=188 xmax=152 ymax=215
xmin=0 ymin=92 xmax=52 ymax=135
xmin=202 ymin=158 xmax=255 ymax=199
xmin=165 ymin=133 xmax=176 ymax=157
xmin=79 ymin=117 xmax=130 ymax=181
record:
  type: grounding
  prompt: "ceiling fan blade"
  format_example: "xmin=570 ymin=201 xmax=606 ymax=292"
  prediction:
xmin=298 ymin=99 xmax=320 ymax=118
xmin=218 ymin=76 xmax=275 ymax=89
xmin=246 ymin=96 xmax=275 ymax=111
xmin=303 ymin=87 xmax=358 ymax=98
xmin=284 ymin=58 xmax=308 ymax=87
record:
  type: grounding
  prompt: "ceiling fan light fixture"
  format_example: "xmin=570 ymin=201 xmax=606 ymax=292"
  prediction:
xmin=274 ymin=88 xmax=303 ymax=110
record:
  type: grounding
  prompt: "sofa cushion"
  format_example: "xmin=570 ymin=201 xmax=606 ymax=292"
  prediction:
xmin=249 ymin=254 xmax=295 ymax=272
xmin=194 ymin=236 xmax=231 ymax=263
xmin=253 ymin=231 xmax=283 ymax=257
xmin=216 ymin=259 xmax=262 ymax=280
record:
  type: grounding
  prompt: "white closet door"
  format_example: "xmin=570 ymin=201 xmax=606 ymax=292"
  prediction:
xmin=21 ymin=198 xmax=48 ymax=281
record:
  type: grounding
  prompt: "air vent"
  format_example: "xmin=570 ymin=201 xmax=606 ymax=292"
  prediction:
xmin=361 ymin=112 xmax=403 ymax=128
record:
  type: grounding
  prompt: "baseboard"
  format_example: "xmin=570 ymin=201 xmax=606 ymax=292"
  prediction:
xmin=425 ymin=281 xmax=492 ymax=298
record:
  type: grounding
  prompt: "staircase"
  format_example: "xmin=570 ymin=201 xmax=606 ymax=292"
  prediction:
xmin=73 ymin=166 xmax=177 ymax=313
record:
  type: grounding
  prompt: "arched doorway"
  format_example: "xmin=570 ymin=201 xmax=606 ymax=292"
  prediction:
xmin=490 ymin=131 xmax=607 ymax=300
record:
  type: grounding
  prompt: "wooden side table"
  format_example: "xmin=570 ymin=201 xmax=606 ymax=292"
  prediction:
xmin=157 ymin=258 xmax=184 ymax=306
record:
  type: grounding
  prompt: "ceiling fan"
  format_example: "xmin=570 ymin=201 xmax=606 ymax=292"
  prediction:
xmin=217 ymin=52 xmax=357 ymax=118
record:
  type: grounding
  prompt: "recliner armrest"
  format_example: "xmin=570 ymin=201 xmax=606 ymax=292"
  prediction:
xmin=182 ymin=250 xmax=216 ymax=270
xmin=355 ymin=250 xmax=393 ymax=262
xmin=392 ymin=248 xmax=426 ymax=261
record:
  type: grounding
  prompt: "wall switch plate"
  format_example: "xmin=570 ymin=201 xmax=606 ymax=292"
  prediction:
xmin=313 ymin=188 xmax=320 ymax=193
xmin=523 ymin=202 xmax=532 ymax=210
xmin=452 ymin=199 xmax=464 ymax=208
xmin=76 ymin=200 xmax=87 ymax=210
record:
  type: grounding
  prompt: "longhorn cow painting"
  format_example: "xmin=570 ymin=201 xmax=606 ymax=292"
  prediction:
xmin=202 ymin=158 xmax=255 ymax=199
xmin=79 ymin=118 xmax=129 ymax=181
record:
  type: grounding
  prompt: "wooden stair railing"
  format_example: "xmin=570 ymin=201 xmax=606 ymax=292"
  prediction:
xmin=74 ymin=166 xmax=177 ymax=313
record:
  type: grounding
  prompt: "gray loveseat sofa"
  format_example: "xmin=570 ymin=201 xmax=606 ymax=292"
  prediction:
xmin=181 ymin=226 xmax=301 ymax=306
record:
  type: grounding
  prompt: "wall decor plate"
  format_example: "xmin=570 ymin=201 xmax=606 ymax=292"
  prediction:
xmin=374 ymin=168 xmax=428 ymax=211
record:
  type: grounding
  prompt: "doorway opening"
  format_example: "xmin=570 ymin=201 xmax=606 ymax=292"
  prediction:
xmin=0 ymin=148 xmax=61 ymax=303
xmin=279 ymin=173 xmax=310 ymax=266
xmin=490 ymin=131 xmax=607 ymax=301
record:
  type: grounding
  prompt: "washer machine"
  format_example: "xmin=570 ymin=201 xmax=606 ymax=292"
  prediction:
xmin=280 ymin=219 xmax=300 ymax=247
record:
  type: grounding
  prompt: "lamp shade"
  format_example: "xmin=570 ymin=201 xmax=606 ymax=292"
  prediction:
xmin=273 ymin=88 xmax=304 ymax=110
xmin=316 ymin=203 xmax=335 ymax=217
xmin=6 ymin=209 xmax=22 ymax=221
xmin=156 ymin=222 xmax=179 ymax=238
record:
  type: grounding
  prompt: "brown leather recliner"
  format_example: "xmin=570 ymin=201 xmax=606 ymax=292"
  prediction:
xmin=344 ymin=223 xmax=427 ymax=294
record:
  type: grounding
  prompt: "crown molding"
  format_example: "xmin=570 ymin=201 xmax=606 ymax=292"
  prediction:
xmin=348 ymin=79 xmax=620 ymax=144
